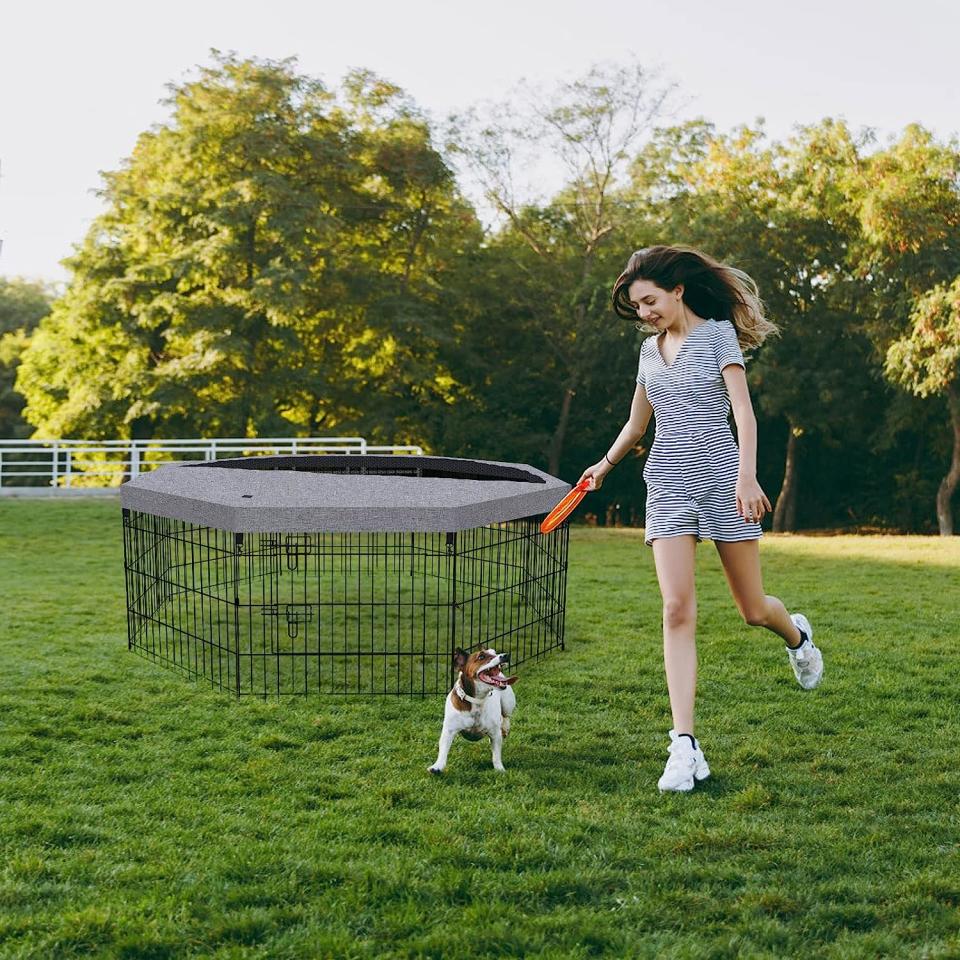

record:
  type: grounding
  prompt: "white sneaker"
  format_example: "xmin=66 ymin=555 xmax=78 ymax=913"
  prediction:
xmin=787 ymin=613 xmax=823 ymax=689
xmin=658 ymin=729 xmax=710 ymax=792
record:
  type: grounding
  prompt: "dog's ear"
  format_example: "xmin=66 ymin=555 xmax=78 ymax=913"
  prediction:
xmin=452 ymin=647 xmax=469 ymax=672
xmin=503 ymin=675 xmax=519 ymax=685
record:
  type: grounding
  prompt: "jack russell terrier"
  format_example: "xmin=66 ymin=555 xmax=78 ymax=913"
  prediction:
xmin=428 ymin=646 xmax=518 ymax=774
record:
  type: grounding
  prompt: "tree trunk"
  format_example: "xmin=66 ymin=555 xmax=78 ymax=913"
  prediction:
xmin=547 ymin=383 xmax=576 ymax=478
xmin=123 ymin=415 xmax=155 ymax=485
xmin=935 ymin=381 xmax=960 ymax=536
xmin=773 ymin=424 xmax=799 ymax=533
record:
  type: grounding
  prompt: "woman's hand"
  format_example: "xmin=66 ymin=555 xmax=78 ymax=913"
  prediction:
xmin=736 ymin=475 xmax=772 ymax=524
xmin=578 ymin=460 xmax=611 ymax=491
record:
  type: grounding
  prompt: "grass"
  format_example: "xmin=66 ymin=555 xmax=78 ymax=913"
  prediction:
xmin=1 ymin=498 xmax=959 ymax=959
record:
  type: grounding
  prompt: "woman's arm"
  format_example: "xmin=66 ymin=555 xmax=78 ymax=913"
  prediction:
xmin=577 ymin=383 xmax=652 ymax=488
xmin=616 ymin=382 xmax=654 ymax=457
xmin=723 ymin=365 xmax=757 ymax=477
xmin=722 ymin=365 xmax=772 ymax=521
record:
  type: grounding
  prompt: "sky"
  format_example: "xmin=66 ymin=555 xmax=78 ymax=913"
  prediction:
xmin=1 ymin=0 xmax=957 ymax=286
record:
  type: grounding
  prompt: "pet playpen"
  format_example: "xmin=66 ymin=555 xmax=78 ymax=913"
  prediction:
xmin=120 ymin=455 xmax=572 ymax=697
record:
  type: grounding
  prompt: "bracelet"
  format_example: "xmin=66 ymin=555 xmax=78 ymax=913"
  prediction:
xmin=604 ymin=453 xmax=617 ymax=466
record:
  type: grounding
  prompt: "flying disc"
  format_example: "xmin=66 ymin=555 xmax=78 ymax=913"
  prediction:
xmin=540 ymin=479 xmax=592 ymax=534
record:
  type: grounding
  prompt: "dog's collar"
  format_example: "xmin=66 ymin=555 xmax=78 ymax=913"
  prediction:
xmin=455 ymin=671 xmax=489 ymax=706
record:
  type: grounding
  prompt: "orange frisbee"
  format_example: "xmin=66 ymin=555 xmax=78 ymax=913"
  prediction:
xmin=540 ymin=479 xmax=592 ymax=534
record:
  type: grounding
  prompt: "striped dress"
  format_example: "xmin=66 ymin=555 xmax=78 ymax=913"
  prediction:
xmin=636 ymin=318 xmax=763 ymax=547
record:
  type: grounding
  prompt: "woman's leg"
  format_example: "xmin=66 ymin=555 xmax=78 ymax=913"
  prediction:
xmin=713 ymin=539 xmax=802 ymax=645
xmin=651 ymin=535 xmax=699 ymax=734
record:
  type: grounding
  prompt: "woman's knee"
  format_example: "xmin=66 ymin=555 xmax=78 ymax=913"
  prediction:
xmin=662 ymin=596 xmax=695 ymax=630
xmin=741 ymin=600 xmax=770 ymax=627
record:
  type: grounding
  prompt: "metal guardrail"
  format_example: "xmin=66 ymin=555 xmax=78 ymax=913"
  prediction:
xmin=0 ymin=437 xmax=425 ymax=490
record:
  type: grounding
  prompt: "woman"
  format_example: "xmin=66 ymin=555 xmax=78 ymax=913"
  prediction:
xmin=579 ymin=245 xmax=823 ymax=793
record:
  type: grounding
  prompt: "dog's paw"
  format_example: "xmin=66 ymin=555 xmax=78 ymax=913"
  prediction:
xmin=427 ymin=765 xmax=444 ymax=775
xmin=493 ymin=763 xmax=506 ymax=773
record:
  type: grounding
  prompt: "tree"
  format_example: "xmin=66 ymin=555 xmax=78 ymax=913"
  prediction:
xmin=885 ymin=277 xmax=960 ymax=534
xmin=15 ymin=52 xmax=478 ymax=446
xmin=844 ymin=124 xmax=960 ymax=533
xmin=0 ymin=278 xmax=54 ymax=437
xmin=441 ymin=57 xmax=681 ymax=475
xmin=748 ymin=120 xmax=879 ymax=531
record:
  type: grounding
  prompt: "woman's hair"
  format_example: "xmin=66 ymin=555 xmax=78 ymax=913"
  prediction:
xmin=611 ymin=244 xmax=779 ymax=351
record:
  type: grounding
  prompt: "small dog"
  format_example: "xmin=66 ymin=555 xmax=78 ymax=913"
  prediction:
xmin=428 ymin=646 xmax=518 ymax=773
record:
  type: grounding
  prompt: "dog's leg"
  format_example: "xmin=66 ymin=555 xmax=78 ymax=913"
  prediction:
xmin=500 ymin=685 xmax=516 ymax=739
xmin=428 ymin=726 xmax=457 ymax=774
xmin=490 ymin=726 xmax=506 ymax=772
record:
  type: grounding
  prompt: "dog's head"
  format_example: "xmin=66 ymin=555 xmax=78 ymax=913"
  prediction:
xmin=453 ymin=647 xmax=518 ymax=691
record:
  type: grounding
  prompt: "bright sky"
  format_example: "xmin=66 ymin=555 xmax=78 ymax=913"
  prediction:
xmin=1 ymin=0 xmax=957 ymax=285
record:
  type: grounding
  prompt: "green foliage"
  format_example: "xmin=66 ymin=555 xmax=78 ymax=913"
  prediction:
xmin=847 ymin=124 xmax=960 ymax=307
xmin=14 ymin=51 xmax=480 ymax=442
xmin=0 ymin=278 xmax=54 ymax=437
xmin=885 ymin=277 xmax=960 ymax=397
xmin=0 ymin=277 xmax=52 ymax=337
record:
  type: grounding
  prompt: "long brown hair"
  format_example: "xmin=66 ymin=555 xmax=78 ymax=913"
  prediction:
xmin=611 ymin=244 xmax=779 ymax=351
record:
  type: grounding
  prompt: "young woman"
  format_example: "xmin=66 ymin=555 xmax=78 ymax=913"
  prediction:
xmin=579 ymin=245 xmax=823 ymax=793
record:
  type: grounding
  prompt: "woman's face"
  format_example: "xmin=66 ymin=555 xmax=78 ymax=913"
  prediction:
xmin=627 ymin=278 xmax=683 ymax=330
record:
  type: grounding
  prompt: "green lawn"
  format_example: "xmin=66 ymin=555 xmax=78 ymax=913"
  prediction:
xmin=1 ymin=499 xmax=959 ymax=959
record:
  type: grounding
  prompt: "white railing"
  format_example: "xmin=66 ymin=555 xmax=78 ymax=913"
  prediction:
xmin=0 ymin=437 xmax=424 ymax=491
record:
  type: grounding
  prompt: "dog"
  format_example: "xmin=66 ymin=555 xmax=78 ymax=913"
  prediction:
xmin=428 ymin=646 xmax=518 ymax=773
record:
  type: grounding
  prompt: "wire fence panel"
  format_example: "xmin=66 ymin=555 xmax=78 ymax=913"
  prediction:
xmin=122 ymin=509 xmax=569 ymax=698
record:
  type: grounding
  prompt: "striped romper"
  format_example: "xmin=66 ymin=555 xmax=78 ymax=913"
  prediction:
xmin=636 ymin=318 xmax=763 ymax=547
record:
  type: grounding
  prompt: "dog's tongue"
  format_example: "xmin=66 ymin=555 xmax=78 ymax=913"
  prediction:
xmin=482 ymin=666 xmax=508 ymax=688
